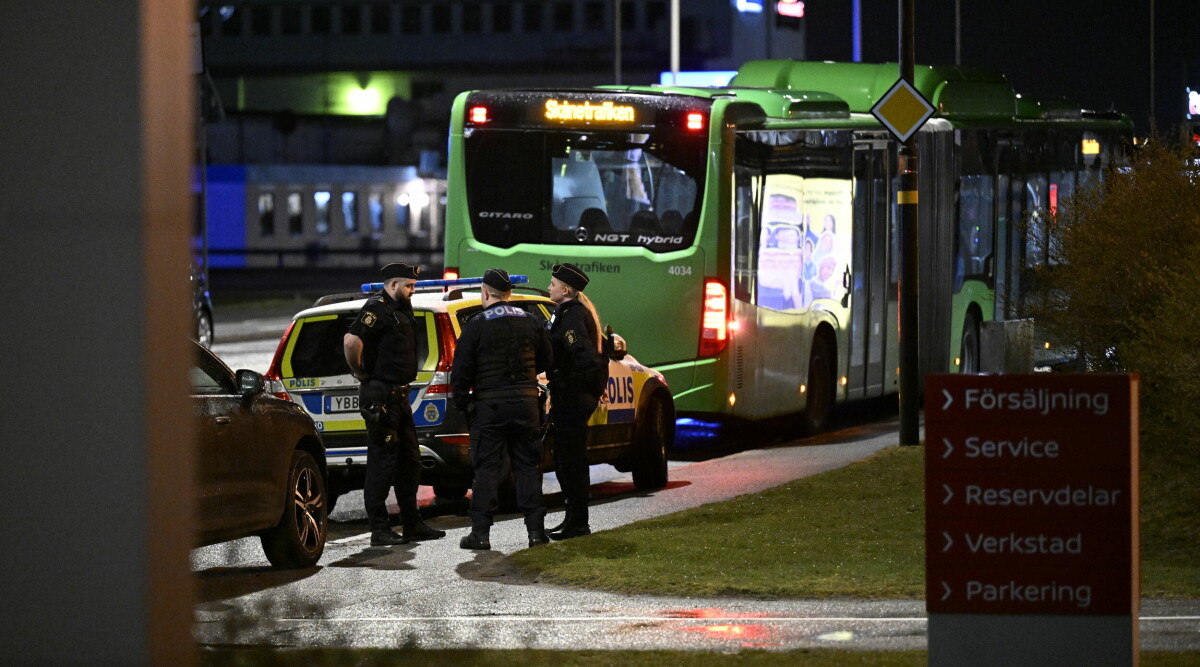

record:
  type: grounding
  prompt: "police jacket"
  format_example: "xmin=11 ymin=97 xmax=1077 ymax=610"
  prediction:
xmin=451 ymin=302 xmax=552 ymax=411
xmin=548 ymin=298 xmax=608 ymax=399
xmin=347 ymin=289 xmax=419 ymax=385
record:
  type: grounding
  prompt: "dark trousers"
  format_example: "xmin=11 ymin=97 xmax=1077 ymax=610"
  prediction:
xmin=361 ymin=381 xmax=422 ymax=532
xmin=468 ymin=396 xmax=546 ymax=530
xmin=551 ymin=394 xmax=597 ymax=523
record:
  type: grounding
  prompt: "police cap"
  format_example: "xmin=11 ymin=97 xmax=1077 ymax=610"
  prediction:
xmin=551 ymin=262 xmax=589 ymax=291
xmin=482 ymin=268 xmax=512 ymax=292
xmin=381 ymin=262 xmax=420 ymax=280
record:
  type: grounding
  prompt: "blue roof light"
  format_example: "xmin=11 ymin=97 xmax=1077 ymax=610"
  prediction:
xmin=361 ymin=274 xmax=530 ymax=293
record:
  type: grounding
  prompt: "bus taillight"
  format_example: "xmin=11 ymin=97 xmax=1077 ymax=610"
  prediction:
xmin=686 ymin=112 xmax=705 ymax=131
xmin=443 ymin=267 xmax=460 ymax=280
xmin=469 ymin=106 xmax=490 ymax=124
xmin=699 ymin=279 xmax=729 ymax=357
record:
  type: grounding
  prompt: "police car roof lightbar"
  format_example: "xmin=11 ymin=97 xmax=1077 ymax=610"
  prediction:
xmin=361 ymin=275 xmax=530 ymax=293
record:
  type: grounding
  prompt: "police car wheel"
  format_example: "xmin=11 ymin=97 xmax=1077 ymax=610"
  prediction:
xmin=260 ymin=450 xmax=328 ymax=569
xmin=195 ymin=309 xmax=214 ymax=348
xmin=632 ymin=396 xmax=669 ymax=490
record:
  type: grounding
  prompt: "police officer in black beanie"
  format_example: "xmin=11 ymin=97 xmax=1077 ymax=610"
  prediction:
xmin=453 ymin=269 xmax=554 ymax=550
xmin=545 ymin=262 xmax=608 ymax=540
xmin=344 ymin=262 xmax=446 ymax=546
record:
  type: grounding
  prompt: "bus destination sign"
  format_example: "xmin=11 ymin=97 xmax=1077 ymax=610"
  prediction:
xmin=544 ymin=99 xmax=637 ymax=124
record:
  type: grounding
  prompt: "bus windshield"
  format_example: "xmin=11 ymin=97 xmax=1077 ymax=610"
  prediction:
xmin=464 ymin=129 xmax=705 ymax=252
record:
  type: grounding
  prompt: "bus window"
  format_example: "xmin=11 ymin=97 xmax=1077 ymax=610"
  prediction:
xmin=733 ymin=168 xmax=761 ymax=303
xmin=956 ymin=174 xmax=994 ymax=288
xmin=464 ymin=129 xmax=705 ymax=252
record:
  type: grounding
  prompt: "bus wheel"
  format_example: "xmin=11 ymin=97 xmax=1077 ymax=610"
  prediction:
xmin=801 ymin=336 xmax=834 ymax=436
xmin=960 ymin=311 xmax=981 ymax=374
xmin=632 ymin=396 xmax=669 ymax=490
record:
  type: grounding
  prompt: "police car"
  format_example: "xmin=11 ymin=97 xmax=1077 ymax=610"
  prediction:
xmin=264 ymin=275 xmax=674 ymax=511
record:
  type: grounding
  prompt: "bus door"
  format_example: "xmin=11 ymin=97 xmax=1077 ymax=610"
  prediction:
xmin=847 ymin=143 xmax=892 ymax=399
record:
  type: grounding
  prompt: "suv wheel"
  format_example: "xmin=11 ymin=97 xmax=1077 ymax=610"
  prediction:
xmin=631 ymin=396 xmax=669 ymax=490
xmin=261 ymin=450 xmax=328 ymax=569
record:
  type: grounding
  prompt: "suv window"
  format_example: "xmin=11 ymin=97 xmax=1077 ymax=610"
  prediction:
xmin=287 ymin=311 xmax=432 ymax=378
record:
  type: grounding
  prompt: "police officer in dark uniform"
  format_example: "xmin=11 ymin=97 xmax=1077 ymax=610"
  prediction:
xmin=545 ymin=262 xmax=608 ymax=540
xmin=453 ymin=269 xmax=554 ymax=550
xmin=344 ymin=262 xmax=446 ymax=546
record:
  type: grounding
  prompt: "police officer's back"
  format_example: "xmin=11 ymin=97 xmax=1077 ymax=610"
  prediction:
xmin=452 ymin=269 xmax=553 ymax=549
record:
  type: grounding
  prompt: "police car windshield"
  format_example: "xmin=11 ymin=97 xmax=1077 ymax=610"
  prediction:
xmin=465 ymin=129 xmax=704 ymax=252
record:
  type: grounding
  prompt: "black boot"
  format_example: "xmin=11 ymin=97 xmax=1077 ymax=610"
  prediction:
xmin=370 ymin=529 xmax=408 ymax=546
xmin=459 ymin=528 xmax=491 ymax=550
xmin=404 ymin=518 xmax=446 ymax=541
xmin=547 ymin=507 xmax=590 ymax=541
xmin=528 ymin=528 xmax=550 ymax=547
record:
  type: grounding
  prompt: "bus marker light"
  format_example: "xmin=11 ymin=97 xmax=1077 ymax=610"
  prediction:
xmin=686 ymin=112 xmax=705 ymax=131
xmin=443 ymin=267 xmax=460 ymax=281
xmin=469 ymin=106 xmax=490 ymax=124
xmin=728 ymin=393 xmax=737 ymax=406
xmin=954 ymin=357 xmax=962 ymax=367
xmin=840 ymin=376 xmax=848 ymax=386
xmin=799 ymin=384 xmax=807 ymax=394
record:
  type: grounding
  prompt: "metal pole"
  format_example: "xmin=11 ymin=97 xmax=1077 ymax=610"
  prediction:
xmin=613 ymin=0 xmax=622 ymax=84
xmin=899 ymin=0 xmax=920 ymax=446
xmin=670 ymin=0 xmax=679 ymax=83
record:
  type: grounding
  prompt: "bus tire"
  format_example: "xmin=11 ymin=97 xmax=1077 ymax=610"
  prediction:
xmin=960 ymin=310 xmax=981 ymax=374
xmin=631 ymin=395 xmax=670 ymax=490
xmin=801 ymin=335 xmax=834 ymax=436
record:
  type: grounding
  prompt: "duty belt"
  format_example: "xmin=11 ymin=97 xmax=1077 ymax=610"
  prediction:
xmin=473 ymin=387 xmax=539 ymax=401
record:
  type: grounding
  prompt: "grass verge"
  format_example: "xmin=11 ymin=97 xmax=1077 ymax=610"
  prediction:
xmin=509 ymin=445 xmax=1198 ymax=599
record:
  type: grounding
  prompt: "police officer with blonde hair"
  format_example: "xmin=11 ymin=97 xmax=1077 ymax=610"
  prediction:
xmin=344 ymin=262 xmax=446 ymax=546
xmin=453 ymin=269 xmax=554 ymax=549
xmin=545 ymin=262 xmax=608 ymax=540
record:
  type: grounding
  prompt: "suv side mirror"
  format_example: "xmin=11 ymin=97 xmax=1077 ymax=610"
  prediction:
xmin=236 ymin=369 xmax=266 ymax=397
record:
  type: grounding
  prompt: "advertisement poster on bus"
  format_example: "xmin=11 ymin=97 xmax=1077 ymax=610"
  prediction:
xmin=756 ymin=175 xmax=852 ymax=311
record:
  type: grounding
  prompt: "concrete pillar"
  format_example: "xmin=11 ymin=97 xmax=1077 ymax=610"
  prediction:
xmin=0 ymin=2 xmax=195 ymax=664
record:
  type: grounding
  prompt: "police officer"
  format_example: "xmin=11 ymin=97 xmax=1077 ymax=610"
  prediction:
xmin=453 ymin=269 xmax=554 ymax=550
xmin=344 ymin=262 xmax=446 ymax=546
xmin=545 ymin=262 xmax=608 ymax=540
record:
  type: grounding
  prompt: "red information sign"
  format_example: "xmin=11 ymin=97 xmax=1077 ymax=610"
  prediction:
xmin=925 ymin=374 xmax=1139 ymax=616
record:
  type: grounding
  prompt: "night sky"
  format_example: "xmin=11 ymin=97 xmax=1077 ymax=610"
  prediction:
xmin=802 ymin=0 xmax=1197 ymax=135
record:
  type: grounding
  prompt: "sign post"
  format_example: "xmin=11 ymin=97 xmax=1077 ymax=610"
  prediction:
xmin=925 ymin=373 xmax=1140 ymax=665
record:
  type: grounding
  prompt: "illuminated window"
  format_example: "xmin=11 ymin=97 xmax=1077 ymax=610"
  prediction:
xmin=369 ymin=193 xmax=384 ymax=233
xmin=258 ymin=192 xmax=275 ymax=236
xmin=219 ymin=5 xmax=242 ymax=37
xmin=314 ymin=191 xmax=331 ymax=235
xmin=287 ymin=192 xmax=303 ymax=236
xmin=342 ymin=191 xmax=358 ymax=233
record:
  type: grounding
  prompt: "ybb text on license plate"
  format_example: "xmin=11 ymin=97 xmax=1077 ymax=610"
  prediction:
xmin=326 ymin=394 xmax=359 ymax=413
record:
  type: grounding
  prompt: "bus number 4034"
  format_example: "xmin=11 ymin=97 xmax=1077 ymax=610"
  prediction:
xmin=667 ymin=265 xmax=692 ymax=276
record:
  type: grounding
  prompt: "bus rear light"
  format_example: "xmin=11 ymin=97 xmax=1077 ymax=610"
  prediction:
xmin=469 ymin=106 xmax=490 ymax=124
xmin=699 ymin=279 xmax=729 ymax=357
xmin=443 ymin=267 xmax=460 ymax=281
xmin=686 ymin=112 xmax=706 ymax=131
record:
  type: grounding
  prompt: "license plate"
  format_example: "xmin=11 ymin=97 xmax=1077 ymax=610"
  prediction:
xmin=325 ymin=394 xmax=359 ymax=413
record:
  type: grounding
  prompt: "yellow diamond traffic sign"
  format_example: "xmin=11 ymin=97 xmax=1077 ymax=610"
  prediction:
xmin=871 ymin=78 xmax=936 ymax=143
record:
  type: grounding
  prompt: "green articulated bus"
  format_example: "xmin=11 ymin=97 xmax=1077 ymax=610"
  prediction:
xmin=441 ymin=60 xmax=1131 ymax=431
